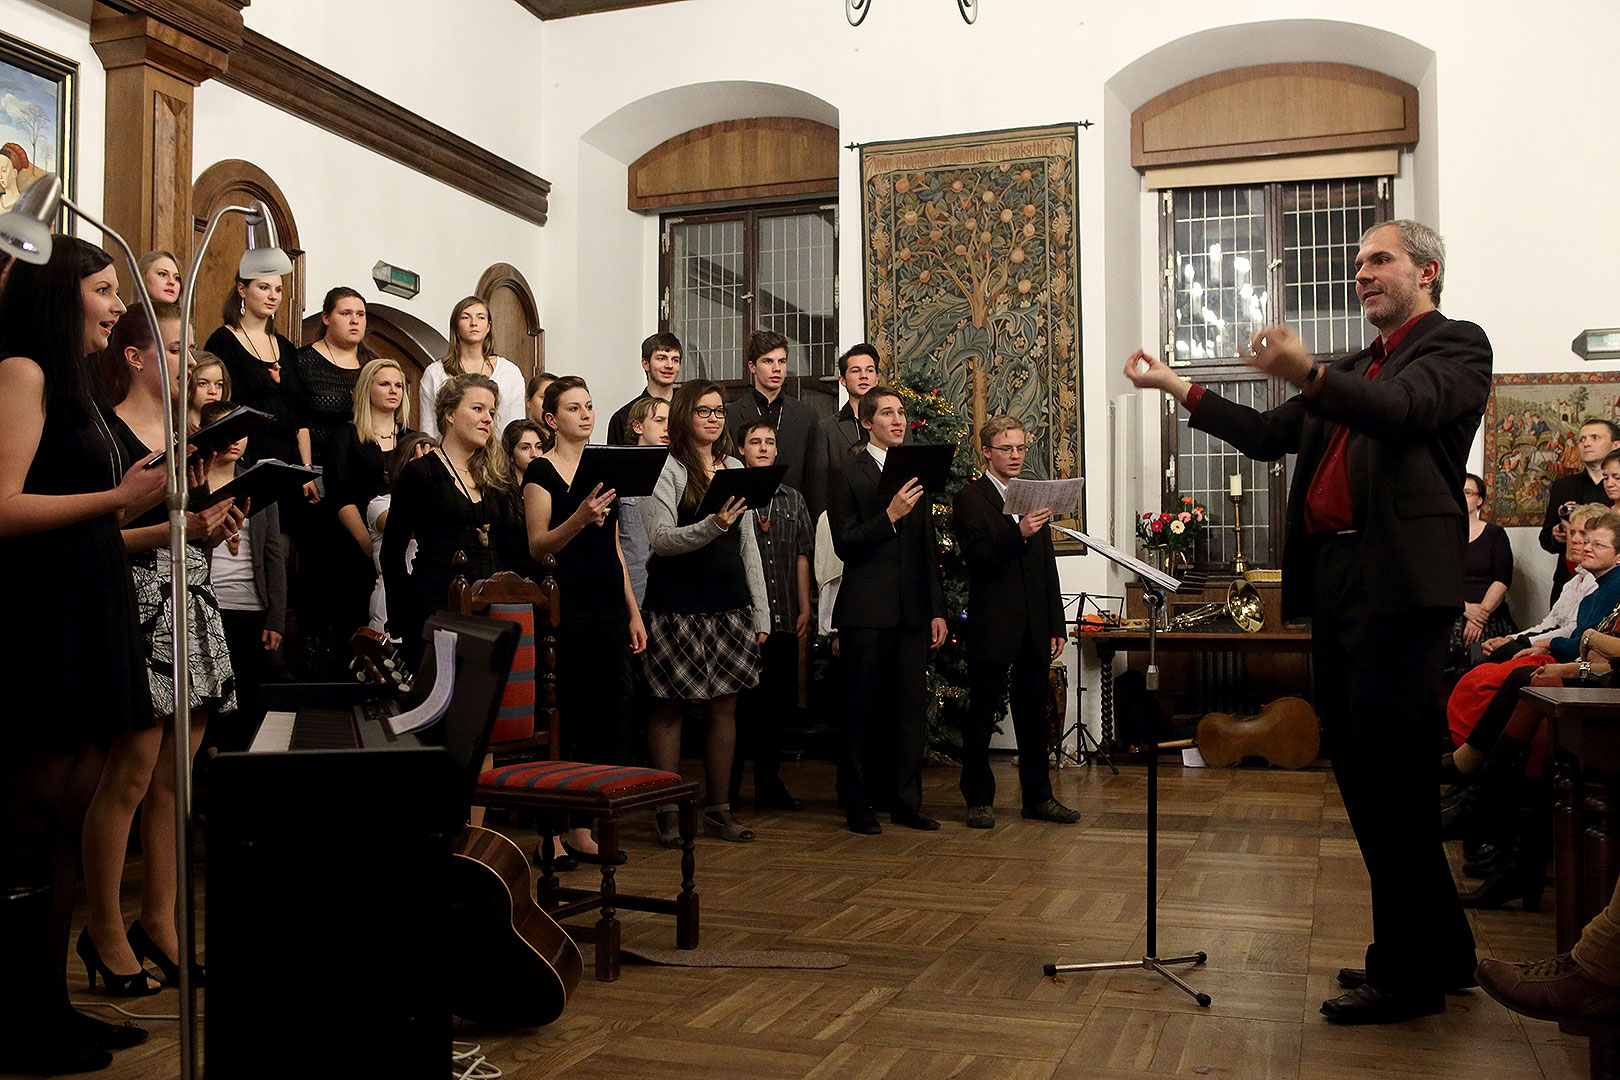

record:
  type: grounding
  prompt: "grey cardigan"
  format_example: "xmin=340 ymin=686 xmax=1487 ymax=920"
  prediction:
xmin=640 ymin=455 xmax=771 ymax=635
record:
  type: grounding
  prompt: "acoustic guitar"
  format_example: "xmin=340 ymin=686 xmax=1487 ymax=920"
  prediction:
xmin=349 ymin=631 xmax=583 ymax=1027
xmin=449 ymin=825 xmax=583 ymax=1028
xmin=1195 ymin=697 xmax=1320 ymax=770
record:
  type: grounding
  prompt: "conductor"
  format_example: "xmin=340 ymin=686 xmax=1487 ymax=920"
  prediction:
xmin=1123 ymin=220 xmax=1491 ymax=1025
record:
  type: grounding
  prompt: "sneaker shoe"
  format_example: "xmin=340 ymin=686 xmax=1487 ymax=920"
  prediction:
xmin=1476 ymin=953 xmax=1620 ymax=1027
xmin=1021 ymin=798 xmax=1081 ymax=824
xmin=965 ymin=806 xmax=995 ymax=829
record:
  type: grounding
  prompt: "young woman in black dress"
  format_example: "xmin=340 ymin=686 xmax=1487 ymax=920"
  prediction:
xmin=524 ymin=377 xmax=646 ymax=861
xmin=382 ymin=373 xmax=514 ymax=663
xmin=81 ymin=303 xmax=240 ymax=1000
xmin=203 ymin=274 xmax=304 ymax=468
xmin=0 ymin=236 xmax=168 ymax=1073
xmin=641 ymin=380 xmax=770 ymax=845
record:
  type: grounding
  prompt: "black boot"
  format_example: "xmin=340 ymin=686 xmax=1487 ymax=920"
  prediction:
xmin=0 ymin=884 xmax=113 ymax=1075
xmin=1441 ymin=736 xmax=1528 ymax=843
xmin=1460 ymin=779 xmax=1550 ymax=911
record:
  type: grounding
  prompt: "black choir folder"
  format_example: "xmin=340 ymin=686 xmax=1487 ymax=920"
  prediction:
xmin=190 ymin=460 xmax=318 ymax=515
xmin=186 ymin=404 xmax=275 ymax=458
xmin=876 ymin=443 xmax=957 ymax=502
xmin=695 ymin=463 xmax=786 ymax=518
xmin=567 ymin=444 xmax=669 ymax=498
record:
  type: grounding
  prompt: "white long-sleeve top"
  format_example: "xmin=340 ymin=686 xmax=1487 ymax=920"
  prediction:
xmin=1522 ymin=566 xmax=1597 ymax=646
xmin=416 ymin=356 xmax=527 ymax=441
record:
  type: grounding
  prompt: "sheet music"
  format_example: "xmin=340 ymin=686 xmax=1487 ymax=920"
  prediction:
xmin=1002 ymin=477 xmax=1084 ymax=517
xmin=386 ymin=629 xmax=457 ymax=735
xmin=1051 ymin=525 xmax=1182 ymax=593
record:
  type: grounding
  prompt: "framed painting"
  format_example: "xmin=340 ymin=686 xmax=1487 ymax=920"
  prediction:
xmin=1483 ymin=371 xmax=1620 ymax=525
xmin=0 ymin=29 xmax=76 ymax=228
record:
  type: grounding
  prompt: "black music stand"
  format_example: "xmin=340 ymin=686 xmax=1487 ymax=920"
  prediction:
xmin=1041 ymin=530 xmax=1209 ymax=1006
xmin=1058 ymin=594 xmax=1117 ymax=774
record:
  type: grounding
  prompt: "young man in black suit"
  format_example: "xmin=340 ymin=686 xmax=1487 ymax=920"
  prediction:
xmin=725 ymin=330 xmax=820 ymax=496
xmin=606 ymin=332 xmax=681 ymax=445
xmin=1538 ymin=418 xmax=1618 ymax=605
xmin=811 ymin=343 xmax=882 ymax=517
xmin=953 ymin=415 xmax=1079 ymax=829
xmin=829 ymin=387 xmax=947 ymax=834
xmin=1125 ymin=220 xmax=1490 ymax=1025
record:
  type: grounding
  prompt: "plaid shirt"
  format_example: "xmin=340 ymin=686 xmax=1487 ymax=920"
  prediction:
xmin=753 ymin=483 xmax=813 ymax=633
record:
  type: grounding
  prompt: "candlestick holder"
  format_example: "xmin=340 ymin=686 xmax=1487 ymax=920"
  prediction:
xmin=1229 ymin=492 xmax=1247 ymax=575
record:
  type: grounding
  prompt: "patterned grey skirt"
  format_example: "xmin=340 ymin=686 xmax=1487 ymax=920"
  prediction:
xmin=131 ymin=544 xmax=237 ymax=717
xmin=641 ymin=608 xmax=761 ymax=701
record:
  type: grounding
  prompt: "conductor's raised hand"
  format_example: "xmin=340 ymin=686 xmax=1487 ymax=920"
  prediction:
xmin=886 ymin=477 xmax=925 ymax=524
xmin=1245 ymin=324 xmax=1313 ymax=383
xmin=1019 ymin=507 xmax=1052 ymax=538
xmin=1123 ymin=349 xmax=1190 ymax=401
xmin=711 ymin=494 xmax=748 ymax=531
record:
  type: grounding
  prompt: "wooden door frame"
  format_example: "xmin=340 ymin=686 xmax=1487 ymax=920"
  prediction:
xmin=476 ymin=261 xmax=543 ymax=380
xmin=192 ymin=158 xmax=304 ymax=338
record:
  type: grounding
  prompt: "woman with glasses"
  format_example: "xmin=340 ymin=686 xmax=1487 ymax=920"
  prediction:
xmin=1447 ymin=472 xmax=1516 ymax=675
xmin=640 ymin=381 xmax=769 ymax=845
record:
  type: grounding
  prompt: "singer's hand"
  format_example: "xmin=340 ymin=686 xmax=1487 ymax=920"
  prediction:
xmin=1019 ymin=507 xmax=1051 ymax=537
xmin=1123 ymin=349 xmax=1191 ymax=403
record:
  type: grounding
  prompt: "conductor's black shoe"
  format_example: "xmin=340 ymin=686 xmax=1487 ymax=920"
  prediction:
xmin=1021 ymin=798 xmax=1082 ymax=824
xmin=890 ymin=809 xmax=941 ymax=830
xmin=1320 ymin=984 xmax=1444 ymax=1024
xmin=1337 ymin=967 xmax=1476 ymax=993
xmin=846 ymin=811 xmax=882 ymax=835
xmin=965 ymin=806 xmax=995 ymax=829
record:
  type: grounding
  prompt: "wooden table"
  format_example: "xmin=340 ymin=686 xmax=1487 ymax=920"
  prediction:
xmin=1521 ymin=685 xmax=1620 ymax=1080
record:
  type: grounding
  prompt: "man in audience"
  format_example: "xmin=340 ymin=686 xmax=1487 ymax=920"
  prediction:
xmin=1539 ymin=418 xmax=1618 ymax=605
xmin=953 ymin=414 xmax=1078 ymax=829
xmin=731 ymin=418 xmax=813 ymax=811
xmin=1123 ymin=219 xmax=1491 ymax=1024
xmin=1477 ymin=876 xmax=1620 ymax=1027
xmin=606 ymin=332 xmax=682 ymax=445
xmin=726 ymin=330 xmax=820 ymax=496
xmin=829 ymin=387 xmax=947 ymax=835
xmin=812 ymin=343 xmax=882 ymax=517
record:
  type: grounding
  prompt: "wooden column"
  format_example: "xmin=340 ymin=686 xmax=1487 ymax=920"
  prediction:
xmin=89 ymin=5 xmax=232 ymax=280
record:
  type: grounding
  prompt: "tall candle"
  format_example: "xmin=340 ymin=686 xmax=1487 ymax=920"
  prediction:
xmin=1230 ymin=473 xmax=1242 ymax=497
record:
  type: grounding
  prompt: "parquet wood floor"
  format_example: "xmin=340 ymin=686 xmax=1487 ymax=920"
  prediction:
xmin=79 ymin=759 xmax=1590 ymax=1079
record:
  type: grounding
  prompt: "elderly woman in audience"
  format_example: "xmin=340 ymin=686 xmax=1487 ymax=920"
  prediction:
xmin=366 ymin=432 xmax=437 ymax=638
xmin=0 ymin=236 xmax=168 ymax=1073
xmin=1603 ymin=448 xmax=1620 ymax=506
xmin=186 ymin=352 xmax=230 ymax=432
xmin=205 ymin=274 xmax=303 ymax=467
xmin=382 ymin=374 xmax=513 ymax=664
xmin=81 ymin=302 xmax=241 ymax=1004
xmin=202 ymin=400 xmax=286 ymax=749
xmin=418 ymin=297 xmax=526 ymax=440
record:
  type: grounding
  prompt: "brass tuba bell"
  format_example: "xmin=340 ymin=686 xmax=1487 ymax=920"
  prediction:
xmin=1169 ymin=578 xmax=1265 ymax=633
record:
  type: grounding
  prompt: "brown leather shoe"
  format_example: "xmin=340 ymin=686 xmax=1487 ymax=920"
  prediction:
xmin=1476 ymin=954 xmax=1620 ymax=1028
xmin=1021 ymin=798 xmax=1081 ymax=824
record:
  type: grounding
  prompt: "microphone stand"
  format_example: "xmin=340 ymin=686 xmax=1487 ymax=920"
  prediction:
xmin=1043 ymin=529 xmax=1210 ymax=1006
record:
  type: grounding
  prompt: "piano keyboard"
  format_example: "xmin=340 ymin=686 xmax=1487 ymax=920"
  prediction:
xmin=248 ymin=699 xmax=406 ymax=753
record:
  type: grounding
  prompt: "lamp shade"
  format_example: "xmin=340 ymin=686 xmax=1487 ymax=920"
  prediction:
xmin=238 ymin=201 xmax=293 ymax=278
xmin=0 ymin=172 xmax=64 ymax=264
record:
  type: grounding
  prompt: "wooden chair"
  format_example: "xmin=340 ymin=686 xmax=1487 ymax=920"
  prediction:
xmin=447 ymin=553 xmax=700 ymax=981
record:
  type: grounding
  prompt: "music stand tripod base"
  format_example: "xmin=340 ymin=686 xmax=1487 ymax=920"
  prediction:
xmin=1038 ymin=570 xmax=1210 ymax=1007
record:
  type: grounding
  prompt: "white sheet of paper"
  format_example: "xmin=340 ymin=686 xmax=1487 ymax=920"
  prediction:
xmin=1051 ymin=525 xmax=1182 ymax=593
xmin=386 ymin=628 xmax=457 ymax=735
xmin=1002 ymin=477 xmax=1085 ymax=517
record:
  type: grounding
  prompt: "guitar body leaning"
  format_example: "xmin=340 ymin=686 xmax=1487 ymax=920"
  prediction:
xmin=1196 ymin=696 xmax=1320 ymax=770
xmin=449 ymin=825 xmax=583 ymax=1028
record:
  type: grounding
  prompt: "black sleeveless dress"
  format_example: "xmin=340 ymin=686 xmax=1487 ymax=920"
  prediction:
xmin=0 ymin=399 xmax=151 ymax=750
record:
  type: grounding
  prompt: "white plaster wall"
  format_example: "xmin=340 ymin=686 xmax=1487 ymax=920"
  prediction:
xmin=10 ymin=0 xmax=107 ymax=230
xmin=536 ymin=0 xmax=1620 ymax=745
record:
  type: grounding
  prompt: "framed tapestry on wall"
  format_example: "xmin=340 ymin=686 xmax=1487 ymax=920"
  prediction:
xmin=860 ymin=123 xmax=1084 ymax=531
xmin=0 ymin=30 xmax=76 ymax=230
xmin=1483 ymin=371 xmax=1620 ymax=526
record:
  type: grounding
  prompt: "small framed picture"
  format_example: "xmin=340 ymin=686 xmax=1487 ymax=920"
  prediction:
xmin=0 ymin=29 xmax=78 ymax=230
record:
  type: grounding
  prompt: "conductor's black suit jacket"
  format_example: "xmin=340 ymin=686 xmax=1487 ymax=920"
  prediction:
xmin=952 ymin=476 xmax=1064 ymax=664
xmin=829 ymin=452 xmax=945 ymax=630
xmin=1189 ymin=310 xmax=1492 ymax=619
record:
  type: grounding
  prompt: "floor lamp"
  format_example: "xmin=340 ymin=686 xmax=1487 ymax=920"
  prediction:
xmin=0 ymin=183 xmax=291 ymax=1080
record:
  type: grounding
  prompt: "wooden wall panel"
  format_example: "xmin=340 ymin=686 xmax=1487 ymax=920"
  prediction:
xmin=1132 ymin=62 xmax=1418 ymax=169
xmin=628 ymin=117 xmax=838 ymax=212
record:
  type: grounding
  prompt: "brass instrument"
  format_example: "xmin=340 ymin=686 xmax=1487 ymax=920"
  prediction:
xmin=1169 ymin=578 xmax=1264 ymax=632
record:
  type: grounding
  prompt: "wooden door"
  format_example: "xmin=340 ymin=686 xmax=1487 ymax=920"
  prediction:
xmin=475 ymin=263 xmax=542 ymax=380
xmin=191 ymin=160 xmax=303 ymax=348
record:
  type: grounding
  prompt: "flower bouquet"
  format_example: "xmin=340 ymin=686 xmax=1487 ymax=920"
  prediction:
xmin=1136 ymin=495 xmax=1208 ymax=568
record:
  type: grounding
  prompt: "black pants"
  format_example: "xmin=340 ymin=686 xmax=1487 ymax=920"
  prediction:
xmin=838 ymin=625 xmax=929 ymax=815
xmin=555 ymin=621 xmax=634 ymax=767
xmin=731 ymin=630 xmax=798 ymax=802
xmin=1313 ymin=534 xmax=1475 ymax=994
xmin=217 ymin=608 xmax=269 ymax=753
xmin=960 ymin=632 xmax=1054 ymax=809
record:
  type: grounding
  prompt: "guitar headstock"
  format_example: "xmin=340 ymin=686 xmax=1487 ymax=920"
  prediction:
xmin=350 ymin=627 xmax=414 ymax=694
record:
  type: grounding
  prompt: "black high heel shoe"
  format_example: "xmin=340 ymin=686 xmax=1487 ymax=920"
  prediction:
xmin=75 ymin=927 xmax=160 ymax=997
xmin=128 ymin=920 xmax=204 ymax=988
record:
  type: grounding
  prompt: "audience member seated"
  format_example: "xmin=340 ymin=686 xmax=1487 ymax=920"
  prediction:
xmin=1478 ymin=870 xmax=1620 ymax=1026
xmin=1475 ymin=503 xmax=1606 ymax=669
xmin=417 ymin=296 xmax=526 ymax=440
xmin=1604 ymin=447 xmax=1620 ymax=505
xmin=1538 ymin=418 xmax=1618 ymax=606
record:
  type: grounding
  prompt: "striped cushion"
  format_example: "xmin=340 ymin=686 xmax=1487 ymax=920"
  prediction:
xmin=478 ymin=761 xmax=686 ymax=797
xmin=484 ymin=603 xmax=535 ymax=743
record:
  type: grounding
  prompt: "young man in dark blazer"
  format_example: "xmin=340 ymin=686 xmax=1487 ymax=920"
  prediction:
xmin=811 ymin=343 xmax=882 ymax=518
xmin=1126 ymin=220 xmax=1491 ymax=1025
xmin=726 ymin=330 xmax=821 ymax=500
xmin=829 ymin=387 xmax=947 ymax=834
xmin=953 ymin=415 xmax=1079 ymax=829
